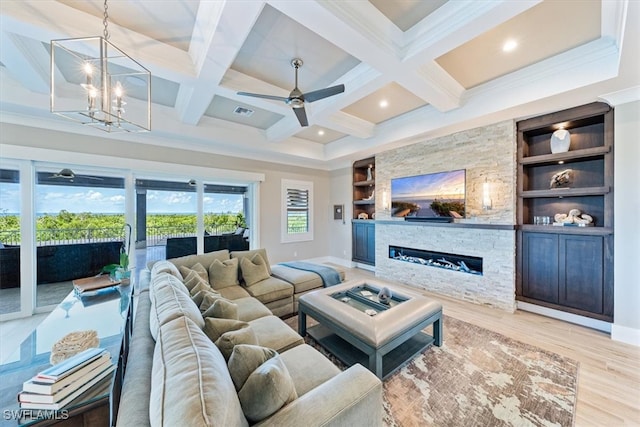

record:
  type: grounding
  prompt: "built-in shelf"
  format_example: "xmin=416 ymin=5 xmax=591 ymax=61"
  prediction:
xmin=520 ymin=186 xmax=610 ymax=198
xmin=354 ymin=199 xmax=375 ymax=205
xmin=353 ymin=157 xmax=376 ymax=265
xmin=353 ymin=180 xmax=375 ymax=187
xmin=516 ymin=102 xmax=613 ymax=322
xmin=520 ymin=146 xmax=610 ymax=166
xmin=518 ymin=224 xmax=613 ymax=235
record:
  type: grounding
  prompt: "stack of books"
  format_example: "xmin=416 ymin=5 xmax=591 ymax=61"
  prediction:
xmin=18 ymin=347 xmax=114 ymax=410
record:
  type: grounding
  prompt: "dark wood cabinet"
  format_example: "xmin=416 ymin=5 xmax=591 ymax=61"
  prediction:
xmin=352 ymin=221 xmax=375 ymax=265
xmin=516 ymin=102 xmax=613 ymax=321
xmin=352 ymin=156 xmax=376 ymax=265
xmin=521 ymin=232 xmax=611 ymax=319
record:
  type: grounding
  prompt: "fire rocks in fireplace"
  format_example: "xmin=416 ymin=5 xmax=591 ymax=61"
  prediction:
xmin=389 ymin=245 xmax=482 ymax=275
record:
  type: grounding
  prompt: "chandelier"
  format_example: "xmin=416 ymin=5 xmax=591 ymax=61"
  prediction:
xmin=50 ymin=0 xmax=151 ymax=132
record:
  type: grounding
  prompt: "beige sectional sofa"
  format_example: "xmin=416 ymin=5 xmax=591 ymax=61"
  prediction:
xmin=116 ymin=249 xmax=382 ymax=427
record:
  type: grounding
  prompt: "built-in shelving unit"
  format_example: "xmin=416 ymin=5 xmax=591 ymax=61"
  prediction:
xmin=352 ymin=157 xmax=375 ymax=265
xmin=516 ymin=102 xmax=613 ymax=321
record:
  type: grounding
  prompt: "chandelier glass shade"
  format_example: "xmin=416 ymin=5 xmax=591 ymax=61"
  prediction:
xmin=50 ymin=35 xmax=151 ymax=132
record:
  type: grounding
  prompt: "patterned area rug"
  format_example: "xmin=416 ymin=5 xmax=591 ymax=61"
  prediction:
xmin=285 ymin=315 xmax=579 ymax=427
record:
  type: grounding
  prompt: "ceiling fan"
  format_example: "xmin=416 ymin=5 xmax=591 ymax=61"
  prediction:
xmin=50 ymin=168 xmax=103 ymax=181
xmin=237 ymin=58 xmax=345 ymax=127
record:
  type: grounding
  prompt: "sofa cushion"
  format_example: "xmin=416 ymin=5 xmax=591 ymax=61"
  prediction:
xmin=227 ymin=344 xmax=278 ymax=391
xmin=150 ymin=316 xmax=248 ymax=427
xmin=238 ymin=355 xmax=297 ymax=423
xmin=231 ymin=249 xmax=272 ymax=280
xmin=150 ymin=260 xmax=183 ymax=281
xmin=169 ymin=249 xmax=230 ymax=271
xmin=271 ymin=264 xmax=346 ymax=294
xmin=149 ymin=272 xmax=190 ymax=300
xmin=239 ymin=254 xmax=271 ymax=287
xmin=249 ymin=315 xmax=304 ymax=353
xmin=279 ymin=344 xmax=341 ymax=397
xmin=202 ymin=317 xmax=247 ymax=342
xmin=149 ymin=274 xmax=204 ymax=341
xmin=242 ymin=276 xmax=292 ymax=305
xmin=217 ymin=285 xmax=251 ymax=300
xmin=233 ymin=297 xmax=272 ymax=322
xmin=215 ymin=326 xmax=259 ymax=361
xmin=208 ymin=258 xmax=239 ymax=289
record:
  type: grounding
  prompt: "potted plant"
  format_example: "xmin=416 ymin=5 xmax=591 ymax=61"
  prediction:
xmin=102 ymin=224 xmax=132 ymax=282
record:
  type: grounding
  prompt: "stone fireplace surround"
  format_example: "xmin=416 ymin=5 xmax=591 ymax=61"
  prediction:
xmin=373 ymin=120 xmax=517 ymax=312
xmin=376 ymin=221 xmax=516 ymax=312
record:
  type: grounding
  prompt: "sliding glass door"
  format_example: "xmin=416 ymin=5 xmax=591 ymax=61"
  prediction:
xmin=35 ymin=169 xmax=125 ymax=309
xmin=0 ymin=169 xmax=21 ymax=315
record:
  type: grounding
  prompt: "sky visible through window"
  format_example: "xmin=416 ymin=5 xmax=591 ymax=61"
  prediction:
xmin=0 ymin=184 xmax=243 ymax=214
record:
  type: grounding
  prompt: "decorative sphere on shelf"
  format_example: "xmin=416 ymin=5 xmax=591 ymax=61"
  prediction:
xmin=378 ymin=286 xmax=392 ymax=304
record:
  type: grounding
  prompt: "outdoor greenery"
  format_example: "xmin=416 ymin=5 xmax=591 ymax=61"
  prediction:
xmin=0 ymin=210 xmax=246 ymax=243
xmin=430 ymin=200 xmax=465 ymax=217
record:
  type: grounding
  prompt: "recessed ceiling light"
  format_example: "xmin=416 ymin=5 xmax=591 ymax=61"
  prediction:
xmin=379 ymin=99 xmax=388 ymax=108
xmin=502 ymin=39 xmax=518 ymax=53
xmin=318 ymin=129 xmax=325 ymax=136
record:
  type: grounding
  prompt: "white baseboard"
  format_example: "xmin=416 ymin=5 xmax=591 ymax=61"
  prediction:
xmin=517 ymin=301 xmax=612 ymax=333
xmin=611 ymin=324 xmax=640 ymax=347
xmin=353 ymin=262 xmax=375 ymax=272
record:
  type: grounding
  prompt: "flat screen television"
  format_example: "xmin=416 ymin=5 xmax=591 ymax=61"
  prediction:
xmin=391 ymin=169 xmax=466 ymax=221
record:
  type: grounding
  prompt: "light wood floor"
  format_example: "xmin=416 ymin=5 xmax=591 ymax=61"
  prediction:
xmin=347 ymin=268 xmax=640 ymax=426
xmin=2 ymin=267 xmax=638 ymax=425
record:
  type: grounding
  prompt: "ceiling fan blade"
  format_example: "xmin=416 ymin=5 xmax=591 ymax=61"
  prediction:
xmin=237 ymin=92 xmax=289 ymax=102
xmin=303 ymin=84 xmax=345 ymax=103
xmin=293 ymin=106 xmax=309 ymax=127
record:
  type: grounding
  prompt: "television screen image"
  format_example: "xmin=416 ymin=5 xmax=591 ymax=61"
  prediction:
xmin=391 ymin=169 xmax=465 ymax=219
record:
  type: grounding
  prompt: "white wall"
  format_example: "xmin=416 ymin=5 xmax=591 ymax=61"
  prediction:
xmin=328 ymin=167 xmax=353 ymax=264
xmin=612 ymin=100 xmax=640 ymax=346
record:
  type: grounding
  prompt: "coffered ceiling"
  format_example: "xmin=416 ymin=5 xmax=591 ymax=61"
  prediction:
xmin=0 ymin=1 xmax=637 ymax=169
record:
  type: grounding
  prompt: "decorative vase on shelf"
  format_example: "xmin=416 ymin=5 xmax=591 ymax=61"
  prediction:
xmin=550 ymin=129 xmax=571 ymax=153
xmin=366 ymin=165 xmax=373 ymax=181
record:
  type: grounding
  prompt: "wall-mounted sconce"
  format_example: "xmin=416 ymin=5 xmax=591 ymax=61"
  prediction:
xmin=382 ymin=188 xmax=390 ymax=211
xmin=482 ymin=179 xmax=492 ymax=211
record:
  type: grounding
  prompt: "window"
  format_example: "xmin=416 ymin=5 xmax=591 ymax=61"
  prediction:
xmin=281 ymin=179 xmax=313 ymax=243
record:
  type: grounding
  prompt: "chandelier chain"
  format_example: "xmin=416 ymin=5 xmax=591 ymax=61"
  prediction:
xmin=103 ymin=0 xmax=110 ymax=40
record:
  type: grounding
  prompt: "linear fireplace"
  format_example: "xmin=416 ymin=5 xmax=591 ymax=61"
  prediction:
xmin=389 ymin=245 xmax=482 ymax=275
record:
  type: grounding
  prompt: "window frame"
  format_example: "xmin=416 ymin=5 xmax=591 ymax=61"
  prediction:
xmin=281 ymin=179 xmax=313 ymax=243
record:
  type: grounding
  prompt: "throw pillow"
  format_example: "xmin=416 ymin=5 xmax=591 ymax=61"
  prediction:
xmin=189 ymin=281 xmax=211 ymax=298
xmin=208 ymin=258 xmax=239 ymax=289
xmin=179 ymin=263 xmax=208 ymax=284
xmin=215 ymin=326 xmax=258 ymax=361
xmin=182 ymin=269 xmax=209 ymax=292
xmin=191 ymin=288 xmax=221 ymax=310
xmin=239 ymin=254 xmax=270 ymax=287
xmin=227 ymin=344 xmax=278 ymax=391
xmin=207 ymin=298 xmax=238 ymax=320
xmin=238 ymin=355 xmax=297 ymax=422
xmin=199 ymin=291 xmax=227 ymax=313
xmin=202 ymin=317 xmax=248 ymax=342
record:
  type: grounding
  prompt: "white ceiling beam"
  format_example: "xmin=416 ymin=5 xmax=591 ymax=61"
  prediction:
xmin=175 ymin=1 xmax=266 ymax=125
xmin=269 ymin=0 xmax=460 ymax=112
xmin=0 ymin=32 xmax=49 ymax=94
xmin=0 ymin=0 xmax=195 ymax=82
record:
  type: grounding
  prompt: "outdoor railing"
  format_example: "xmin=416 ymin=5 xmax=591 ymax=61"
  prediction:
xmin=0 ymin=224 xmax=241 ymax=247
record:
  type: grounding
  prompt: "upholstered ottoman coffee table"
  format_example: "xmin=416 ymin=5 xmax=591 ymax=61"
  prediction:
xmin=298 ymin=279 xmax=442 ymax=380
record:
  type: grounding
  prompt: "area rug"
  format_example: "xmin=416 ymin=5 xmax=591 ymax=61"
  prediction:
xmin=285 ymin=315 xmax=579 ymax=427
